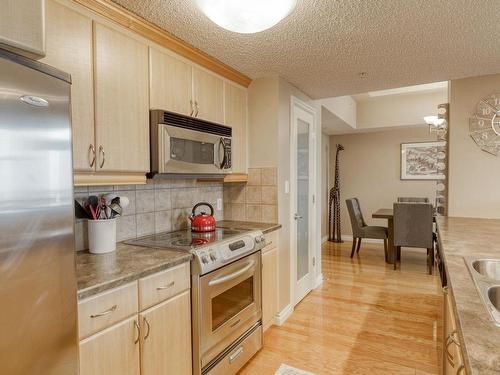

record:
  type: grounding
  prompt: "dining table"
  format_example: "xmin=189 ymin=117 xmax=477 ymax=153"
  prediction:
xmin=372 ymin=208 xmax=397 ymax=264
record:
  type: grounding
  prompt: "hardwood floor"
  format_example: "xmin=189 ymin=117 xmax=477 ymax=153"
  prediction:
xmin=240 ymin=240 xmax=442 ymax=375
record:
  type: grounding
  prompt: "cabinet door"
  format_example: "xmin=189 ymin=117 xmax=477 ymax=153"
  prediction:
xmin=80 ymin=316 xmax=140 ymax=375
xmin=262 ymin=247 xmax=278 ymax=330
xmin=224 ymin=82 xmax=247 ymax=173
xmin=150 ymin=47 xmax=193 ymax=115
xmin=94 ymin=23 xmax=149 ymax=173
xmin=193 ymin=67 xmax=224 ymax=124
xmin=140 ymin=291 xmax=192 ymax=375
xmin=42 ymin=0 xmax=94 ymax=172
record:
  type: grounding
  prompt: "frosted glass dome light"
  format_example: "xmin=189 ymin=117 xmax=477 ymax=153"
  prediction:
xmin=195 ymin=0 xmax=297 ymax=34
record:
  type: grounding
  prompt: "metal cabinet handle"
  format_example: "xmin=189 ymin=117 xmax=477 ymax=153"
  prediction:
xmin=98 ymin=145 xmax=105 ymax=168
xmin=456 ymin=364 xmax=465 ymax=375
xmin=90 ymin=304 xmax=117 ymax=318
xmin=445 ymin=333 xmax=455 ymax=366
xmin=229 ymin=346 xmax=244 ymax=364
xmin=133 ymin=320 xmax=140 ymax=344
xmin=190 ymin=100 xmax=194 ymax=116
xmin=194 ymin=101 xmax=199 ymax=117
xmin=156 ymin=281 xmax=175 ymax=290
xmin=88 ymin=144 xmax=96 ymax=167
xmin=294 ymin=213 xmax=303 ymax=220
xmin=143 ymin=317 xmax=151 ymax=340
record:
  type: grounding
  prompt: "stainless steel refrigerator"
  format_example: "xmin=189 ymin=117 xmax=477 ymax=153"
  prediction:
xmin=0 ymin=49 xmax=78 ymax=374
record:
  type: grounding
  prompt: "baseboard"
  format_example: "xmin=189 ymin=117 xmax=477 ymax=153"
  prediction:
xmin=274 ymin=304 xmax=293 ymax=326
xmin=340 ymin=234 xmax=384 ymax=244
xmin=314 ymin=273 xmax=324 ymax=288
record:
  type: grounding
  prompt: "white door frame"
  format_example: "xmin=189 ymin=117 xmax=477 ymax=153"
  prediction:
xmin=290 ymin=96 xmax=317 ymax=306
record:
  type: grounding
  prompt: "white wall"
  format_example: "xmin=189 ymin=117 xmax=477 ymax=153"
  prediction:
xmin=321 ymin=133 xmax=329 ymax=240
xmin=248 ymin=76 xmax=321 ymax=313
xmin=356 ymin=90 xmax=447 ymax=130
xmin=448 ymin=73 xmax=500 ymax=218
xmin=328 ymin=127 xmax=438 ymax=235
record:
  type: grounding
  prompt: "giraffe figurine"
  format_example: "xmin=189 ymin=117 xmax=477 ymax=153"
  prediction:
xmin=329 ymin=144 xmax=344 ymax=242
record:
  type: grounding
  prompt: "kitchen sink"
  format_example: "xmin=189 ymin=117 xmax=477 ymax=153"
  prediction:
xmin=472 ymin=259 xmax=500 ymax=280
xmin=464 ymin=257 xmax=500 ymax=326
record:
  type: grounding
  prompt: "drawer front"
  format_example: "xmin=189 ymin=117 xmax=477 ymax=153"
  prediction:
xmin=78 ymin=282 xmax=138 ymax=340
xmin=207 ymin=325 xmax=262 ymax=375
xmin=262 ymin=230 xmax=278 ymax=254
xmin=138 ymin=262 xmax=190 ymax=311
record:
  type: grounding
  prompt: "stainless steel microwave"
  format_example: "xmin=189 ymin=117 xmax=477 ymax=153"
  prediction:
xmin=150 ymin=110 xmax=232 ymax=176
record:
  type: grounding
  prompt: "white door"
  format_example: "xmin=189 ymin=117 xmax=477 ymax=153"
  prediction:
xmin=291 ymin=97 xmax=316 ymax=305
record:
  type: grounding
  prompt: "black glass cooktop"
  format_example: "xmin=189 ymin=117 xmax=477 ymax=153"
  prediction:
xmin=125 ymin=228 xmax=246 ymax=251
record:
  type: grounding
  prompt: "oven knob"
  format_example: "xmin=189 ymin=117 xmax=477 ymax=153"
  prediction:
xmin=255 ymin=236 xmax=262 ymax=243
xmin=210 ymin=252 xmax=217 ymax=261
xmin=201 ymin=255 xmax=209 ymax=264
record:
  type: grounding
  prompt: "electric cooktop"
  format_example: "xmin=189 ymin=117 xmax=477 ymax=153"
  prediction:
xmin=124 ymin=228 xmax=247 ymax=251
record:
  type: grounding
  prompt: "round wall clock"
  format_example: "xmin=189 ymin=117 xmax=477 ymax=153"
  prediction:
xmin=469 ymin=92 xmax=500 ymax=155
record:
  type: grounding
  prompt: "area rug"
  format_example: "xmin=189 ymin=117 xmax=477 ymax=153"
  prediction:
xmin=274 ymin=363 xmax=317 ymax=375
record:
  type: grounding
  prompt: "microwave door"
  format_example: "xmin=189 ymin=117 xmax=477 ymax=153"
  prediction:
xmin=160 ymin=125 xmax=224 ymax=174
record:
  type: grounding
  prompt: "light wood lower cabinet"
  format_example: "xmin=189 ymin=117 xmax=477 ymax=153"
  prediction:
xmin=80 ymin=316 xmax=141 ymax=375
xmin=79 ymin=268 xmax=192 ymax=375
xmin=262 ymin=245 xmax=278 ymax=331
xmin=140 ymin=291 xmax=192 ymax=375
xmin=443 ymin=287 xmax=467 ymax=375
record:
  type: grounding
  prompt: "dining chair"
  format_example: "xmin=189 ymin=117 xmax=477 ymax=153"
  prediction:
xmin=393 ymin=202 xmax=434 ymax=274
xmin=345 ymin=198 xmax=388 ymax=259
xmin=397 ymin=197 xmax=430 ymax=203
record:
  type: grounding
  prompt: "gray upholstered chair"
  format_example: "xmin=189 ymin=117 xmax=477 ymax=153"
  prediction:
xmin=345 ymin=198 xmax=388 ymax=259
xmin=393 ymin=202 xmax=434 ymax=274
xmin=397 ymin=197 xmax=430 ymax=203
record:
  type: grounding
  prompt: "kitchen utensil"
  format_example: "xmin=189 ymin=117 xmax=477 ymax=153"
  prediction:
xmin=74 ymin=200 xmax=91 ymax=219
xmin=108 ymin=202 xmax=122 ymax=218
xmin=87 ymin=195 xmax=99 ymax=220
xmin=118 ymin=196 xmax=129 ymax=208
xmin=189 ymin=202 xmax=216 ymax=232
xmin=102 ymin=193 xmax=118 ymax=205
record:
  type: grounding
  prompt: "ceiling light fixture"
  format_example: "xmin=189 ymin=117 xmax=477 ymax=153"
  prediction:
xmin=194 ymin=0 xmax=297 ymax=34
xmin=424 ymin=115 xmax=447 ymax=135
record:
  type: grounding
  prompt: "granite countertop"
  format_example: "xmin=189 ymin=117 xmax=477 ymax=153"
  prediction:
xmin=436 ymin=216 xmax=500 ymax=375
xmin=76 ymin=243 xmax=192 ymax=300
xmin=217 ymin=220 xmax=281 ymax=234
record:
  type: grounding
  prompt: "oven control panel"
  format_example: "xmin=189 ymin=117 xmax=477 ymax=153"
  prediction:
xmin=193 ymin=231 xmax=265 ymax=275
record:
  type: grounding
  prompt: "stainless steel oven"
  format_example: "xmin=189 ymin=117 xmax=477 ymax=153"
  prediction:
xmin=150 ymin=109 xmax=232 ymax=176
xmin=192 ymin=251 xmax=262 ymax=375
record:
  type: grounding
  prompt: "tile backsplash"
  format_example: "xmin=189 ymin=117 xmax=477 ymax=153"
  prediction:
xmin=74 ymin=179 xmax=223 ymax=251
xmin=223 ymin=167 xmax=278 ymax=223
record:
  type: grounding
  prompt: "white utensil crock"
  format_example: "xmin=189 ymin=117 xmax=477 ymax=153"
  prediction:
xmin=88 ymin=219 xmax=117 ymax=254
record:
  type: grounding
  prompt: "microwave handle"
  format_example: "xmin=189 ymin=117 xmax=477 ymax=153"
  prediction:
xmin=218 ymin=138 xmax=227 ymax=169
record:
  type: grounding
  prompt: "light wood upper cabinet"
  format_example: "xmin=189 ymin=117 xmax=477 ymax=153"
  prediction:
xmin=79 ymin=316 xmax=140 ymax=375
xmin=42 ymin=0 xmax=94 ymax=172
xmin=193 ymin=67 xmax=224 ymax=124
xmin=94 ymin=23 xmax=149 ymax=173
xmin=140 ymin=291 xmax=192 ymax=375
xmin=262 ymin=246 xmax=278 ymax=330
xmin=224 ymin=82 xmax=247 ymax=173
xmin=149 ymin=47 xmax=193 ymax=115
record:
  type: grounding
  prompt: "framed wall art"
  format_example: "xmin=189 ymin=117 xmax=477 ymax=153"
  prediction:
xmin=400 ymin=141 xmax=446 ymax=180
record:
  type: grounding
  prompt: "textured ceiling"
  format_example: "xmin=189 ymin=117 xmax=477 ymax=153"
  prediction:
xmin=111 ymin=0 xmax=500 ymax=99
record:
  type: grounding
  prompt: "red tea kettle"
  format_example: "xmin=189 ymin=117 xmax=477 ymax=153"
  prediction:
xmin=189 ymin=202 xmax=216 ymax=232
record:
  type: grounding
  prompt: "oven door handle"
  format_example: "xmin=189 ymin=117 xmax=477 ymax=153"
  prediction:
xmin=208 ymin=260 xmax=255 ymax=286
